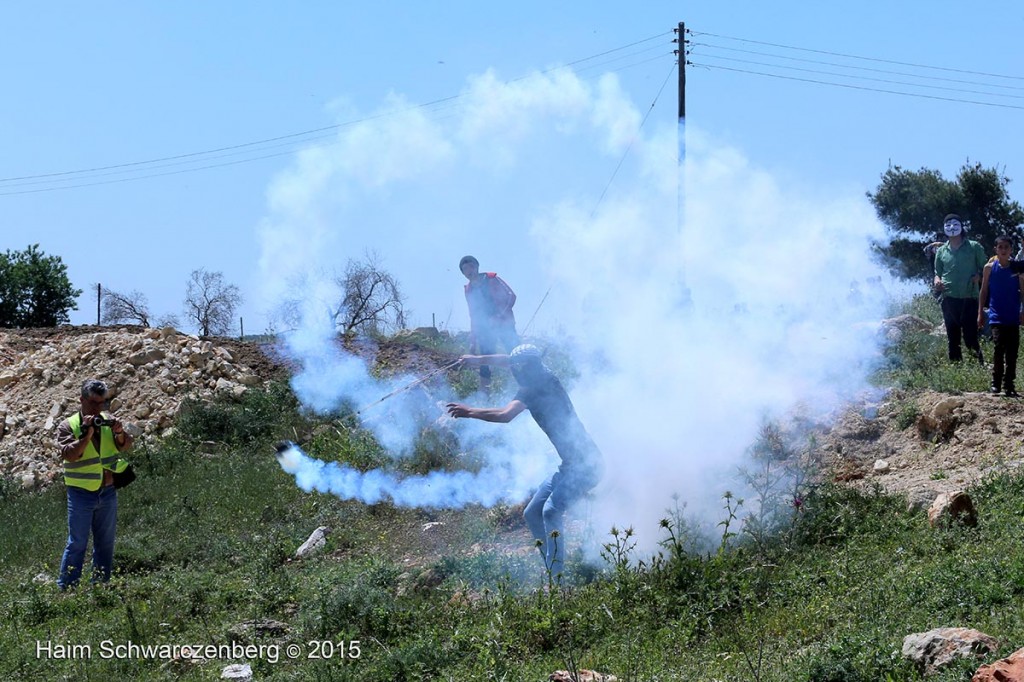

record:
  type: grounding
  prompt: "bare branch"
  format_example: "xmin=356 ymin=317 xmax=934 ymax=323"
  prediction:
xmin=101 ymin=289 xmax=151 ymax=327
xmin=334 ymin=252 xmax=406 ymax=336
xmin=183 ymin=268 xmax=242 ymax=336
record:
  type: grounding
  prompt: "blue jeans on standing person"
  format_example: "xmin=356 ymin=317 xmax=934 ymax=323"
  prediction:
xmin=57 ymin=486 xmax=117 ymax=589
xmin=523 ymin=463 xmax=601 ymax=581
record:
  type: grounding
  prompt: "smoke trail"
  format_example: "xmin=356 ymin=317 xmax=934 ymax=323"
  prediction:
xmin=276 ymin=441 xmax=531 ymax=508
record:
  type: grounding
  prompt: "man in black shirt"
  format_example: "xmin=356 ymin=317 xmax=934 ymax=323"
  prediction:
xmin=446 ymin=344 xmax=604 ymax=580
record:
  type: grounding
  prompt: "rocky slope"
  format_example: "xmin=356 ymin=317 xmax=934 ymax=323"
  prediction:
xmin=0 ymin=326 xmax=270 ymax=490
xmin=823 ymin=388 xmax=1024 ymax=505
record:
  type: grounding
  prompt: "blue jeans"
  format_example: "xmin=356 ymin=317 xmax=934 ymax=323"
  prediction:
xmin=58 ymin=486 xmax=117 ymax=589
xmin=523 ymin=463 xmax=601 ymax=580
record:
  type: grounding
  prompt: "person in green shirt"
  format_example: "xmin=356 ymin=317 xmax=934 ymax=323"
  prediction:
xmin=933 ymin=213 xmax=988 ymax=363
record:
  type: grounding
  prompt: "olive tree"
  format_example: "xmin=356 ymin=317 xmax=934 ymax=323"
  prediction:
xmin=101 ymin=288 xmax=151 ymax=326
xmin=332 ymin=253 xmax=407 ymax=335
xmin=183 ymin=268 xmax=242 ymax=336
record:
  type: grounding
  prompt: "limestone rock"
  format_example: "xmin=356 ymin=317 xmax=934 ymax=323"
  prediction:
xmin=917 ymin=397 xmax=965 ymax=442
xmin=549 ymin=671 xmax=619 ymax=682
xmin=873 ymin=459 xmax=891 ymax=474
xmin=879 ymin=314 xmax=934 ymax=341
xmin=902 ymin=627 xmax=997 ymax=675
xmin=906 ymin=488 xmax=938 ymax=514
xmin=928 ymin=491 xmax=978 ymax=528
xmin=127 ymin=348 xmax=166 ymax=367
xmin=295 ymin=526 xmax=330 ymax=559
xmin=932 ymin=397 xmax=965 ymax=419
xmin=973 ymin=647 xmax=1024 ymax=682
xmin=32 ymin=572 xmax=54 ymax=585
xmin=221 ymin=663 xmax=253 ymax=681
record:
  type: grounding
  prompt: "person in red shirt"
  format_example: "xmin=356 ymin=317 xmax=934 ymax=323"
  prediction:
xmin=459 ymin=255 xmax=519 ymax=390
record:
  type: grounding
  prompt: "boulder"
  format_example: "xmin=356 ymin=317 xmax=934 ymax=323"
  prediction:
xmin=906 ymin=488 xmax=938 ymax=514
xmin=221 ymin=663 xmax=253 ymax=681
xmin=295 ymin=526 xmax=330 ymax=559
xmin=549 ymin=671 xmax=619 ymax=682
xmin=127 ymin=348 xmax=166 ymax=367
xmin=879 ymin=314 xmax=934 ymax=341
xmin=928 ymin=491 xmax=978 ymax=528
xmin=973 ymin=647 xmax=1024 ymax=681
xmin=902 ymin=627 xmax=998 ymax=674
xmin=932 ymin=397 xmax=965 ymax=419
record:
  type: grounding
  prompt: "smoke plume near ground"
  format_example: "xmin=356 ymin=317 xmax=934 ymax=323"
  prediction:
xmin=258 ymin=66 xmax=896 ymax=553
xmin=277 ymin=442 xmax=526 ymax=508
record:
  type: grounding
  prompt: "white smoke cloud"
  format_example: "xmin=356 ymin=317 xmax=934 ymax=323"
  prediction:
xmin=257 ymin=65 xmax=894 ymax=557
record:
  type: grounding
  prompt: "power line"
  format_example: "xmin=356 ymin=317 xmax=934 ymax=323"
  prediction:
xmin=693 ymin=54 xmax=1024 ymax=100
xmin=0 ymin=51 xmax=675 ymax=197
xmin=0 ymin=31 xmax=672 ymax=186
xmin=688 ymin=62 xmax=1024 ymax=111
xmin=523 ymin=58 xmax=677 ymax=335
xmin=591 ymin=61 xmax=678 ymax=218
xmin=690 ymin=42 xmax=1024 ymax=92
xmin=690 ymin=30 xmax=1024 ymax=81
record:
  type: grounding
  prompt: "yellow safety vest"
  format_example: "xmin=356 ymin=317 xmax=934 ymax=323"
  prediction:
xmin=64 ymin=412 xmax=128 ymax=491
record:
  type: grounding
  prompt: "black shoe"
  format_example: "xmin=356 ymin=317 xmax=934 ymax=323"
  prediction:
xmin=990 ymin=383 xmax=1002 ymax=394
xmin=1006 ymin=386 xmax=1019 ymax=397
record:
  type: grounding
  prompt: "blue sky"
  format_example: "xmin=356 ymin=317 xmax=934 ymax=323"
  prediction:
xmin=2 ymin=2 xmax=1023 ymax=334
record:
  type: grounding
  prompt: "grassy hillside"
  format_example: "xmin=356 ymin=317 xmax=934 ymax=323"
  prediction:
xmin=3 ymin=312 xmax=1024 ymax=681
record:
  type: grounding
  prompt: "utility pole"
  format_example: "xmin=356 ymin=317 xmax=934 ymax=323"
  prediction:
xmin=676 ymin=22 xmax=686 ymax=128
xmin=96 ymin=283 xmax=101 ymax=326
xmin=673 ymin=22 xmax=692 ymax=308
xmin=674 ymin=21 xmax=687 ymax=225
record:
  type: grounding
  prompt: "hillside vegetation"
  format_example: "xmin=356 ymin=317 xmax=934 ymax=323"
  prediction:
xmin=2 ymin=301 xmax=1024 ymax=681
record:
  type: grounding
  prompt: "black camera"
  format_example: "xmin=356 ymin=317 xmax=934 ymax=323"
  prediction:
xmin=90 ymin=416 xmax=116 ymax=428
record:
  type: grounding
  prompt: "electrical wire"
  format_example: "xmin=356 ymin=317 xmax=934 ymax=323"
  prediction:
xmin=0 ymin=31 xmax=672 ymax=188
xmin=687 ymin=62 xmax=1024 ymax=111
xmin=689 ymin=30 xmax=1024 ymax=81
xmin=691 ymin=54 xmax=1024 ymax=100
xmin=690 ymin=42 xmax=1024 ymax=92
xmin=591 ymin=60 xmax=678 ymax=218
xmin=523 ymin=57 xmax=678 ymax=335
xmin=0 ymin=50 xmax=674 ymax=196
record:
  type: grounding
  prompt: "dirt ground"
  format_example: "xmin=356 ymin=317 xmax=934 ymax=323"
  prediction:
xmin=821 ymin=388 xmax=1024 ymax=503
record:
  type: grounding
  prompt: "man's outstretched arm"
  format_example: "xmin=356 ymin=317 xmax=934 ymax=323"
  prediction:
xmin=447 ymin=400 xmax=526 ymax=423
xmin=458 ymin=354 xmax=511 ymax=368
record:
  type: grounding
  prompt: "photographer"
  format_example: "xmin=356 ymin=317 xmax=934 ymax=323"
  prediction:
xmin=55 ymin=379 xmax=134 ymax=590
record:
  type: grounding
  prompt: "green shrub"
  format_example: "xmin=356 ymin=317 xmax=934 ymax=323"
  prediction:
xmin=174 ymin=381 xmax=298 ymax=446
xmin=893 ymin=400 xmax=920 ymax=430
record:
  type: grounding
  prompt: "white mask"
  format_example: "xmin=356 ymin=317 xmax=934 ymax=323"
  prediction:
xmin=943 ymin=219 xmax=963 ymax=237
